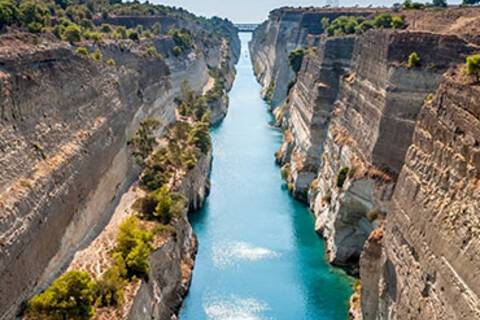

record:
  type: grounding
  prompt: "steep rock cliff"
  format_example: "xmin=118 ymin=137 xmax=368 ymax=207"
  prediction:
xmin=360 ymin=68 xmax=480 ymax=320
xmin=251 ymin=7 xmax=479 ymax=320
xmin=310 ymin=31 xmax=471 ymax=269
xmin=0 ymin=16 xmax=239 ymax=318
xmin=250 ymin=8 xmax=374 ymax=108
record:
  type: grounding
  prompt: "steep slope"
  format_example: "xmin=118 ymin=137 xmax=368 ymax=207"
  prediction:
xmin=0 ymin=15 xmax=239 ymax=319
xmin=361 ymin=67 xmax=480 ymax=320
xmin=251 ymin=6 xmax=479 ymax=320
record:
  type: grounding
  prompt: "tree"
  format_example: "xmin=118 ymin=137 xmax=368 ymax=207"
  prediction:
xmin=373 ymin=13 xmax=393 ymax=28
xmin=115 ymin=216 xmax=153 ymax=279
xmin=321 ymin=17 xmax=330 ymax=30
xmin=0 ymin=0 xmax=17 ymax=29
xmin=19 ymin=0 xmax=50 ymax=26
xmin=62 ymin=24 xmax=81 ymax=43
xmin=407 ymin=52 xmax=420 ymax=68
xmin=432 ymin=0 xmax=447 ymax=7
xmin=462 ymin=0 xmax=480 ymax=5
xmin=466 ymin=54 xmax=480 ymax=82
xmin=151 ymin=22 xmax=161 ymax=35
xmin=94 ymin=254 xmax=126 ymax=307
xmin=28 ymin=271 xmax=96 ymax=320
xmin=391 ymin=15 xmax=406 ymax=29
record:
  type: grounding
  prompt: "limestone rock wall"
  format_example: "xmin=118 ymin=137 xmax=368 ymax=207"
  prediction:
xmin=362 ymin=69 xmax=480 ymax=320
xmin=251 ymin=7 xmax=478 ymax=319
xmin=0 ymin=16 xmax=238 ymax=318
xmin=249 ymin=8 xmax=374 ymax=108
xmin=128 ymin=150 xmax=212 ymax=320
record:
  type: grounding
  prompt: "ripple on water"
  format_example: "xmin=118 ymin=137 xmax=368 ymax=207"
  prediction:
xmin=212 ymin=241 xmax=279 ymax=269
xmin=204 ymin=295 xmax=271 ymax=320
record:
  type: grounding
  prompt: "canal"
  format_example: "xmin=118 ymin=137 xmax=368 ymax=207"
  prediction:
xmin=180 ymin=32 xmax=352 ymax=320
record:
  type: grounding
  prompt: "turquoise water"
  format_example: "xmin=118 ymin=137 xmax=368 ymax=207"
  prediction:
xmin=179 ymin=33 xmax=352 ymax=320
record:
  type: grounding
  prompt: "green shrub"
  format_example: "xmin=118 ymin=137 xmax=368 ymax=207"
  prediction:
xmin=75 ymin=46 xmax=88 ymax=55
xmin=115 ymin=216 xmax=153 ymax=279
xmin=407 ymin=52 xmax=420 ymax=68
xmin=62 ymin=24 xmax=81 ymax=43
xmin=83 ymin=30 xmax=102 ymax=42
xmin=168 ymin=28 xmax=193 ymax=50
xmin=19 ymin=0 xmax=50 ymax=27
xmin=432 ymin=0 xmax=447 ymax=7
xmin=134 ymin=186 xmax=186 ymax=223
xmin=128 ymin=117 xmax=160 ymax=164
xmin=100 ymin=23 xmax=112 ymax=33
xmin=288 ymin=48 xmax=305 ymax=74
xmin=188 ymin=122 xmax=211 ymax=154
xmin=391 ymin=15 xmax=406 ymax=29
xmin=466 ymin=54 xmax=480 ymax=82
xmin=116 ymin=26 xmax=127 ymax=39
xmin=373 ymin=13 xmax=393 ymax=28
xmin=26 ymin=21 xmax=42 ymax=33
xmin=80 ymin=18 xmax=94 ymax=30
xmin=0 ymin=0 xmax=17 ymax=28
xmin=321 ymin=17 xmax=330 ymax=30
xmin=127 ymin=29 xmax=139 ymax=40
xmin=146 ymin=45 xmax=159 ymax=57
xmin=336 ymin=167 xmax=349 ymax=188
xmin=172 ymin=45 xmax=183 ymax=56
xmin=151 ymin=22 xmax=161 ymax=35
xmin=90 ymin=48 xmax=102 ymax=62
xmin=94 ymin=254 xmax=126 ymax=307
xmin=28 ymin=271 xmax=96 ymax=320
xmin=106 ymin=58 xmax=115 ymax=66
xmin=281 ymin=165 xmax=291 ymax=181
xmin=403 ymin=0 xmax=426 ymax=9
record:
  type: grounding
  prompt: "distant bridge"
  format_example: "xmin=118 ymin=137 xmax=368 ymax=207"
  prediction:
xmin=235 ymin=24 xmax=259 ymax=33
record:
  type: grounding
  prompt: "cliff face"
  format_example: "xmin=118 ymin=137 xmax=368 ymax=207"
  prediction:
xmin=361 ymin=69 xmax=480 ymax=320
xmin=251 ymin=6 xmax=478 ymax=319
xmin=250 ymin=8 xmax=375 ymax=108
xmin=0 ymin=16 xmax=239 ymax=318
xmin=128 ymin=150 xmax=212 ymax=320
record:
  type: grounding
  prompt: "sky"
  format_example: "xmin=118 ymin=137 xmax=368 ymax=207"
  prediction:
xmin=153 ymin=0 xmax=400 ymax=23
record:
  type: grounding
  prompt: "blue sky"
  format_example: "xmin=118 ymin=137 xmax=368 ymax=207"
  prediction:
xmin=154 ymin=0 xmax=401 ymax=23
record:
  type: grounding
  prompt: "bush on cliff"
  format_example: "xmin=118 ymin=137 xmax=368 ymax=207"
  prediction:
xmin=326 ymin=14 xmax=406 ymax=37
xmin=432 ymin=0 xmax=448 ymax=7
xmin=134 ymin=184 xmax=187 ymax=223
xmin=19 ymin=0 xmax=50 ymax=29
xmin=0 ymin=0 xmax=17 ymax=29
xmin=189 ymin=122 xmax=211 ymax=154
xmin=407 ymin=52 xmax=421 ymax=68
xmin=168 ymin=28 xmax=193 ymax=50
xmin=115 ymin=216 xmax=153 ymax=279
xmin=94 ymin=254 xmax=127 ymax=307
xmin=62 ymin=24 xmax=82 ymax=43
xmin=336 ymin=167 xmax=350 ymax=188
xmin=128 ymin=117 xmax=160 ymax=165
xmin=75 ymin=46 xmax=88 ymax=56
xmin=288 ymin=48 xmax=305 ymax=74
xmin=28 ymin=271 xmax=96 ymax=320
xmin=466 ymin=54 xmax=480 ymax=82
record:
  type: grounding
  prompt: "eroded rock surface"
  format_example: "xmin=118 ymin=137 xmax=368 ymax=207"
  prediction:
xmin=0 ymin=16 xmax=239 ymax=319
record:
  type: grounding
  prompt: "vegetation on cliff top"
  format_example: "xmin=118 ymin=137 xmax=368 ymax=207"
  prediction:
xmin=288 ymin=48 xmax=305 ymax=74
xmin=323 ymin=13 xmax=406 ymax=37
xmin=466 ymin=54 xmax=480 ymax=82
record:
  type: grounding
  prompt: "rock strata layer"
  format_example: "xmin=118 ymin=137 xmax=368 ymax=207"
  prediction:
xmin=251 ymin=6 xmax=479 ymax=319
xmin=0 ymin=15 xmax=239 ymax=319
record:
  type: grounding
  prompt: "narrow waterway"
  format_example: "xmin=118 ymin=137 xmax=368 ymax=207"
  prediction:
xmin=180 ymin=33 xmax=352 ymax=320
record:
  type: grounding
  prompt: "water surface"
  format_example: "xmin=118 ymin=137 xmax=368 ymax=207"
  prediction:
xmin=180 ymin=32 xmax=352 ymax=320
